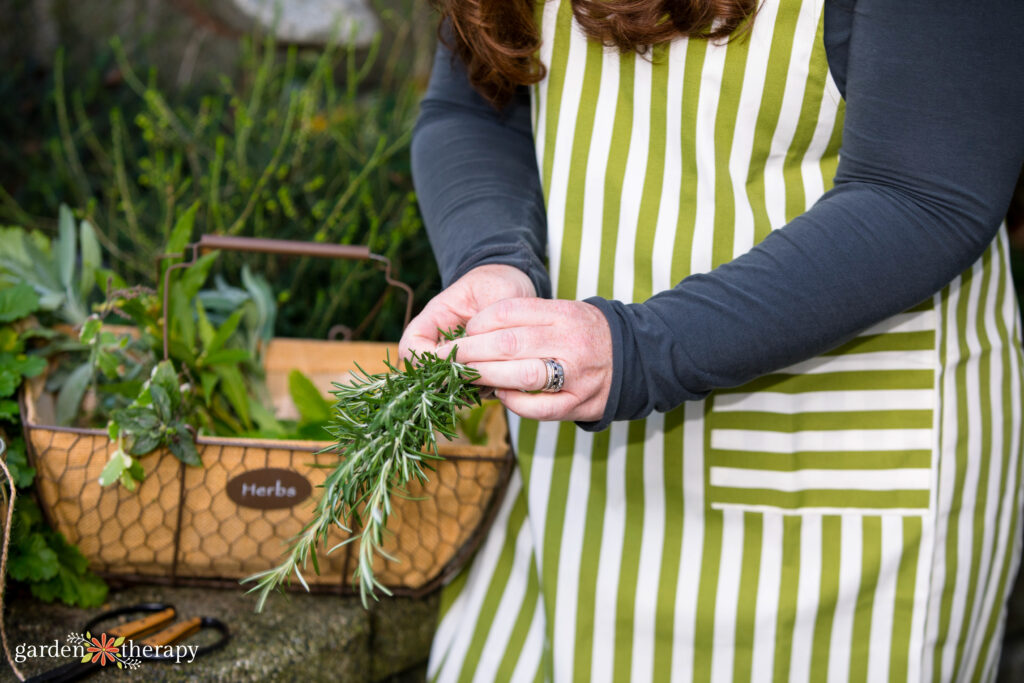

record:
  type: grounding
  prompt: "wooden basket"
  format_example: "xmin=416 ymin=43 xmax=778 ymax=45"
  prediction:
xmin=19 ymin=237 xmax=514 ymax=596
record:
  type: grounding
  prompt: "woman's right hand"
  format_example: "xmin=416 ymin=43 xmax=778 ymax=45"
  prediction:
xmin=398 ymin=264 xmax=537 ymax=360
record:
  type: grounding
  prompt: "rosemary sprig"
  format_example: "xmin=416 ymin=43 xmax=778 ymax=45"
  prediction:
xmin=243 ymin=330 xmax=480 ymax=611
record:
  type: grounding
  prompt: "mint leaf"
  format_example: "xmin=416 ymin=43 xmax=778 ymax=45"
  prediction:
xmin=0 ymin=283 xmax=40 ymax=323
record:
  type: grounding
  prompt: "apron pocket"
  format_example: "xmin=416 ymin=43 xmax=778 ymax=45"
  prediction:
xmin=706 ymin=302 xmax=938 ymax=516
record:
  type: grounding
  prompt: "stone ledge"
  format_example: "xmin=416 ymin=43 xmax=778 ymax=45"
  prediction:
xmin=3 ymin=584 xmax=436 ymax=682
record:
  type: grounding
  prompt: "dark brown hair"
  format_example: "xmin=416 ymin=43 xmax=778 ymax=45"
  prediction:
xmin=434 ymin=0 xmax=759 ymax=106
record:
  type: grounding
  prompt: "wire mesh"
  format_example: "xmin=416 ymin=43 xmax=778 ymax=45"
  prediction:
xmin=20 ymin=342 xmax=514 ymax=597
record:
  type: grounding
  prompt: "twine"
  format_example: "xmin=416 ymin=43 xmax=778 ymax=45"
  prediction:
xmin=0 ymin=440 xmax=26 ymax=681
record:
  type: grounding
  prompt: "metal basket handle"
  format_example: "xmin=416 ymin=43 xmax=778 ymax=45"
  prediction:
xmin=160 ymin=235 xmax=414 ymax=359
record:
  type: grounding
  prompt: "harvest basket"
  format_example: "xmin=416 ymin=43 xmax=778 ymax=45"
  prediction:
xmin=19 ymin=236 xmax=515 ymax=597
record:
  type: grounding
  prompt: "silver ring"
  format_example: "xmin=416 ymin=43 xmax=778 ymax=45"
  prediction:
xmin=541 ymin=359 xmax=565 ymax=393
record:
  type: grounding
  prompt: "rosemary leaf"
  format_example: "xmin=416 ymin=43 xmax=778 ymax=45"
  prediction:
xmin=243 ymin=332 xmax=480 ymax=610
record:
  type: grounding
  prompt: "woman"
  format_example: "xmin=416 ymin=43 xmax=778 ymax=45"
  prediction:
xmin=399 ymin=0 xmax=1024 ymax=680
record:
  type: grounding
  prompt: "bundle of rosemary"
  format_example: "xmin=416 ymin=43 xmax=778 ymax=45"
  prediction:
xmin=243 ymin=331 xmax=481 ymax=611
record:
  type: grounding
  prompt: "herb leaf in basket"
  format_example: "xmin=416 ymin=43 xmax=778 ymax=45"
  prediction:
xmin=242 ymin=329 xmax=481 ymax=610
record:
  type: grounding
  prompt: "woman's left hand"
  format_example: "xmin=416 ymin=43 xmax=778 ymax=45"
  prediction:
xmin=435 ymin=298 xmax=613 ymax=423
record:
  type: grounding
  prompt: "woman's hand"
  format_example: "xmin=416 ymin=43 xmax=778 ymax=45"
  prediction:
xmin=398 ymin=264 xmax=536 ymax=359
xmin=436 ymin=298 xmax=613 ymax=423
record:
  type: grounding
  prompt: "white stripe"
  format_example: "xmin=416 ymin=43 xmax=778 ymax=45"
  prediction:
xmin=689 ymin=34 xmax=727 ymax=275
xmin=524 ymin=421 xmax=559 ymax=571
xmin=544 ymin=15 xmax=588 ymax=297
xmin=789 ymin=515 xmax=822 ymax=683
xmin=631 ymin=414 xmax=666 ymax=683
xmin=552 ymin=428 xmax=592 ymax=682
xmin=711 ymin=508 xmax=744 ymax=683
xmin=866 ymin=517 xmax=902 ymax=682
xmin=751 ymin=513 xmax=783 ymax=681
xmin=859 ymin=310 xmax=936 ymax=337
xmin=731 ymin=0 xmax=780 ymax=258
xmin=531 ymin=0 xmax=561 ymax=187
xmin=432 ymin=474 xmax=524 ymax=683
xmin=650 ymin=39 xmax=687 ymax=293
xmin=711 ymin=428 xmax=933 ymax=453
xmin=799 ymin=0 xmax=837 ymax=209
xmin=591 ymin=421 xmax=628 ymax=683
xmin=611 ymin=54 xmax=650 ymax=303
xmin=713 ymin=389 xmax=934 ymax=414
xmin=472 ymin=519 xmax=537 ymax=683
xmin=778 ymin=349 xmax=935 ymax=375
xmin=576 ymin=42 xmax=619 ymax=300
xmin=710 ymin=466 xmax=932 ymax=492
xmin=922 ymin=271 xmax=964 ymax=683
xmin=827 ymin=515 xmax=861 ymax=683
xmin=671 ymin=400 xmax=707 ymax=683
xmin=907 ymin=291 xmax=942 ymax=683
xmin=941 ymin=256 xmax=987 ymax=679
xmin=509 ymin=599 xmax=546 ymax=683
xmin=710 ymin=502 xmax=931 ymax=517
xmin=762 ymin=0 xmax=819 ymax=229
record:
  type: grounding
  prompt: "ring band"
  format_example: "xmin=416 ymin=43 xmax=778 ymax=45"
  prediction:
xmin=541 ymin=359 xmax=565 ymax=393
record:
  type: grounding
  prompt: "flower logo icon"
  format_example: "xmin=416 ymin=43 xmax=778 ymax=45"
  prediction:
xmin=84 ymin=632 xmax=123 ymax=666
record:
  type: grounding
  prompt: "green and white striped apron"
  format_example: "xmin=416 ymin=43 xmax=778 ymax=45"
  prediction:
xmin=428 ymin=0 xmax=1024 ymax=680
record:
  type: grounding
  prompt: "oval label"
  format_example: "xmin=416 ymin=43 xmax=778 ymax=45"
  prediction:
xmin=226 ymin=468 xmax=312 ymax=510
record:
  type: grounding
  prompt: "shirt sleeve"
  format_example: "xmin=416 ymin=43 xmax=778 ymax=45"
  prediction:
xmin=410 ymin=37 xmax=551 ymax=299
xmin=410 ymin=1 xmax=1024 ymax=433
xmin=580 ymin=0 xmax=1024 ymax=430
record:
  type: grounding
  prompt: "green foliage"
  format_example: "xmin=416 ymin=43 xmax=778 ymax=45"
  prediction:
xmin=244 ymin=330 xmax=481 ymax=611
xmin=5 ymin=492 xmax=108 ymax=607
xmin=1 ymin=17 xmax=436 ymax=342
xmin=0 ymin=287 xmax=107 ymax=607
xmin=0 ymin=210 xmax=102 ymax=325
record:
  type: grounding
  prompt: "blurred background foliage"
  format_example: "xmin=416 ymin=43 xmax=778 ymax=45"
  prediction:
xmin=0 ymin=0 xmax=439 ymax=343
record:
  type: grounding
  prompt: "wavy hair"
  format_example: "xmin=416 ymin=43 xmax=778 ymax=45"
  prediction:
xmin=433 ymin=0 xmax=758 ymax=106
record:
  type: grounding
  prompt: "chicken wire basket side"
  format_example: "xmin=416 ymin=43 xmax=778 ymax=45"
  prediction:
xmin=18 ymin=237 xmax=516 ymax=597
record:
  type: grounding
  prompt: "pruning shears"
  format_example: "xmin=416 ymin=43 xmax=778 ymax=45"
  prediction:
xmin=24 ymin=603 xmax=229 ymax=682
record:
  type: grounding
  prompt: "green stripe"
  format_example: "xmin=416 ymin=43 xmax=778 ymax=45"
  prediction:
xmin=457 ymin=491 xmax=530 ymax=681
xmin=669 ymin=38 xmax=709 ymax=283
xmin=747 ymin=0 xmax=802 ymax=244
xmin=597 ymin=53 xmax=636 ymax=299
xmin=810 ymin=516 xmax=841 ymax=680
xmin=694 ymin=403 xmax=723 ymax=683
xmin=540 ymin=424 xmax=576 ymax=658
xmin=515 ymin=418 xmax=540 ymax=485
xmin=732 ymin=512 xmax=763 ymax=682
xmin=710 ymin=449 xmax=932 ymax=472
xmin=818 ymin=95 xmax=844 ymax=188
xmin=825 ymin=330 xmax=936 ymax=355
xmin=772 ymin=515 xmax=802 ymax=681
xmin=572 ymin=428 xmax=610 ymax=682
xmin=653 ymin=406 xmax=686 ymax=681
xmin=632 ymin=43 xmax=669 ymax=302
xmin=437 ymin=557 xmax=471 ymax=624
xmin=953 ymin=248 xmax=995 ymax=678
xmin=889 ymin=516 xmax=922 ymax=683
xmin=933 ymin=262 xmax=977 ymax=679
xmin=612 ymin=420 xmax=647 ymax=682
xmin=539 ymin=1 xmax=574 ymax=202
xmin=710 ymin=21 xmax=753 ymax=268
xmin=710 ymin=409 xmax=933 ymax=432
xmin=722 ymin=369 xmax=935 ymax=394
xmin=849 ymin=517 xmax=882 ymax=683
xmin=782 ymin=8 xmax=829 ymax=223
xmin=972 ymin=237 xmax=1023 ymax=680
xmin=709 ymin=488 xmax=930 ymax=511
xmin=493 ymin=555 xmax=539 ymax=670
xmin=556 ymin=39 xmax=603 ymax=301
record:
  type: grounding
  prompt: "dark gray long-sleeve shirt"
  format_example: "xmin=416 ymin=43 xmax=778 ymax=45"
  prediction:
xmin=411 ymin=0 xmax=1024 ymax=431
